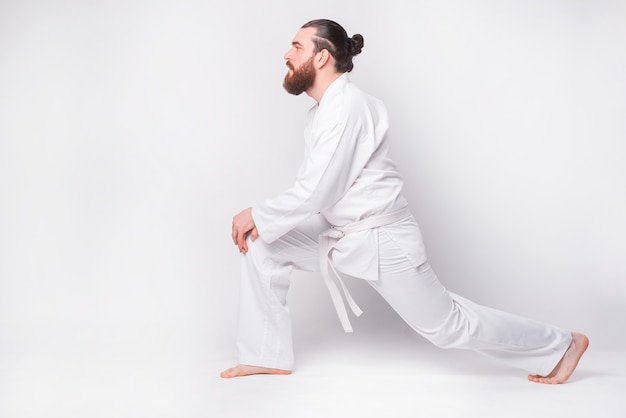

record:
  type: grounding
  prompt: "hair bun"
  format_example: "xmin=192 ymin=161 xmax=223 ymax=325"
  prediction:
xmin=349 ymin=34 xmax=364 ymax=56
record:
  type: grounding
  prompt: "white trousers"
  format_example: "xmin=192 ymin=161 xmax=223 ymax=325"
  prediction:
xmin=235 ymin=214 xmax=571 ymax=376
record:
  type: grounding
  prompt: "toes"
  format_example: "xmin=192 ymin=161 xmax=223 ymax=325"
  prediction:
xmin=528 ymin=374 xmax=550 ymax=384
xmin=528 ymin=374 xmax=562 ymax=384
xmin=220 ymin=368 xmax=236 ymax=378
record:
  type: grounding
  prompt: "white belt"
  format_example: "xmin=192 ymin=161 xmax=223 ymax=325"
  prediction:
xmin=318 ymin=206 xmax=412 ymax=332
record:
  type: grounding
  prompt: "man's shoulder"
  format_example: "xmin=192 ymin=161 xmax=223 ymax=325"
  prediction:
xmin=326 ymin=81 xmax=380 ymax=109
xmin=344 ymin=83 xmax=387 ymax=118
xmin=314 ymin=78 xmax=387 ymax=123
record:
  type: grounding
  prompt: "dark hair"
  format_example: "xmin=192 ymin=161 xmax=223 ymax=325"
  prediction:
xmin=301 ymin=19 xmax=364 ymax=73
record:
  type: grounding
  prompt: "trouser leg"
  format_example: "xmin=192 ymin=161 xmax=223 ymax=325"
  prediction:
xmin=236 ymin=215 xmax=328 ymax=370
xmin=369 ymin=229 xmax=572 ymax=376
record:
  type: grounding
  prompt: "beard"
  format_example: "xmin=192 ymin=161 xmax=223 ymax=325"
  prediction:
xmin=283 ymin=55 xmax=316 ymax=95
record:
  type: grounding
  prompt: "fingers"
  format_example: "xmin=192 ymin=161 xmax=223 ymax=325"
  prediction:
xmin=232 ymin=225 xmax=248 ymax=254
xmin=236 ymin=228 xmax=258 ymax=254
xmin=232 ymin=224 xmax=246 ymax=253
xmin=233 ymin=228 xmax=256 ymax=254
xmin=232 ymin=224 xmax=247 ymax=253
xmin=232 ymin=215 xmax=243 ymax=247
xmin=231 ymin=208 xmax=256 ymax=253
xmin=237 ymin=230 xmax=248 ymax=254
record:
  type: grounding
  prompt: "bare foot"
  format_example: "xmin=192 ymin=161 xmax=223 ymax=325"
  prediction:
xmin=220 ymin=364 xmax=292 ymax=378
xmin=528 ymin=332 xmax=589 ymax=384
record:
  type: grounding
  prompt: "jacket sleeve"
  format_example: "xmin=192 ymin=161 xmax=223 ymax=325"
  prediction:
xmin=253 ymin=101 xmax=377 ymax=243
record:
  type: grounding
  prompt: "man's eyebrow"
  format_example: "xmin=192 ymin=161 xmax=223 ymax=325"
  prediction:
xmin=292 ymin=41 xmax=303 ymax=47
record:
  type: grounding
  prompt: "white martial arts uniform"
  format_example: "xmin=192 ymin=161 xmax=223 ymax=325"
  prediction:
xmin=237 ymin=74 xmax=571 ymax=375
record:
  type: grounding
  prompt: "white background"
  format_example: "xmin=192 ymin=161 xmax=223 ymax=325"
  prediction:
xmin=1 ymin=1 xmax=625 ymax=416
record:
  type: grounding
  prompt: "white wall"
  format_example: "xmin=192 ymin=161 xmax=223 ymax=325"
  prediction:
xmin=1 ymin=0 xmax=625 ymax=370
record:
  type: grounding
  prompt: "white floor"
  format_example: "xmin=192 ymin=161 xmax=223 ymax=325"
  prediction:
xmin=1 ymin=320 xmax=624 ymax=418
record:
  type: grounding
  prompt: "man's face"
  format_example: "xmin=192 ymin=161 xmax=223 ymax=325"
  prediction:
xmin=283 ymin=27 xmax=318 ymax=95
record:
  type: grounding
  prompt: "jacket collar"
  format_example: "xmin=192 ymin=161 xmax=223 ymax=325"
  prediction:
xmin=318 ymin=73 xmax=350 ymax=107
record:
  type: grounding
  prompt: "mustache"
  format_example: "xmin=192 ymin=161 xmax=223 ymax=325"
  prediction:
xmin=286 ymin=61 xmax=294 ymax=70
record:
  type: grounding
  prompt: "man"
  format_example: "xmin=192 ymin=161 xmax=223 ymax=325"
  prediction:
xmin=221 ymin=19 xmax=588 ymax=383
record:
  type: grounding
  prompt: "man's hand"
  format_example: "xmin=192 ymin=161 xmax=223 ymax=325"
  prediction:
xmin=232 ymin=207 xmax=258 ymax=254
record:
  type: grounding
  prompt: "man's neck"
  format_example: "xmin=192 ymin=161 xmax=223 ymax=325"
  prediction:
xmin=307 ymin=71 xmax=344 ymax=104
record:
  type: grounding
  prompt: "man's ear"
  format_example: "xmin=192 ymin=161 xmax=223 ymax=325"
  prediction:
xmin=315 ymin=49 xmax=331 ymax=69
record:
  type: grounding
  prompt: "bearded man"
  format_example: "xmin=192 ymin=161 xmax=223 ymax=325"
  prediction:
xmin=221 ymin=19 xmax=588 ymax=384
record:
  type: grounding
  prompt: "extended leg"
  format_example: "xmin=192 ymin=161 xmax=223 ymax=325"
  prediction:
xmin=369 ymin=227 xmax=585 ymax=381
